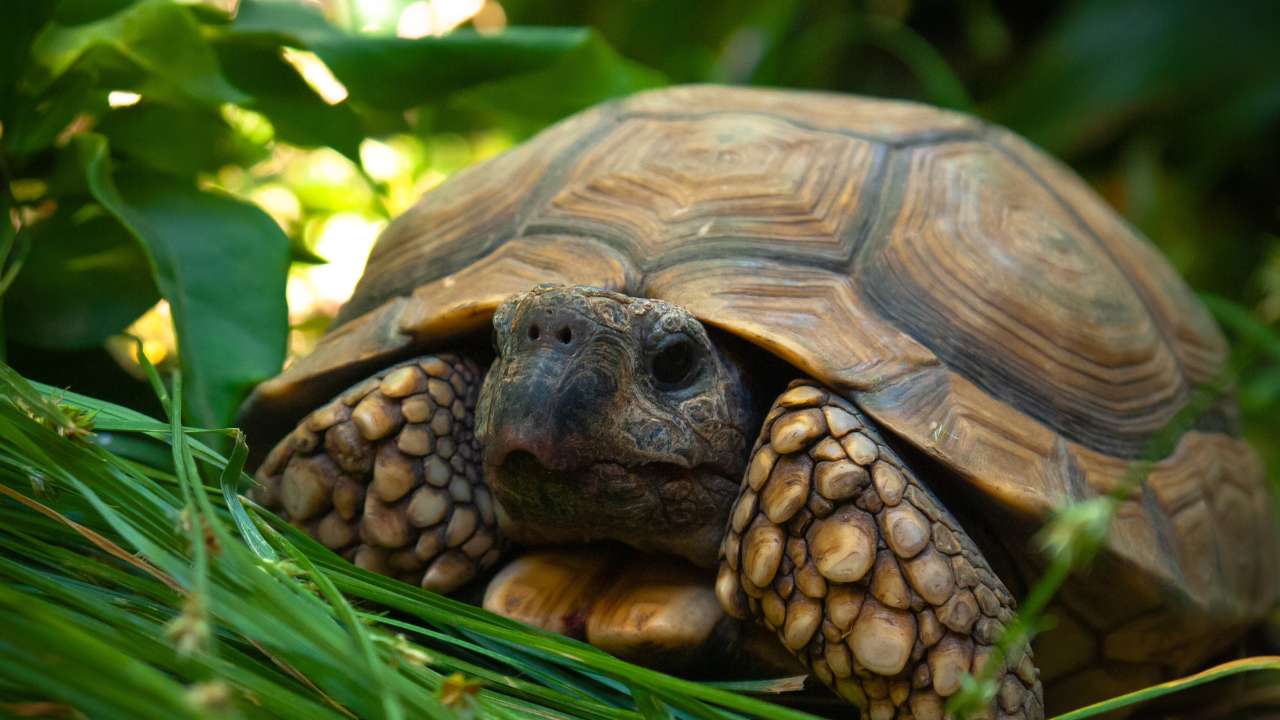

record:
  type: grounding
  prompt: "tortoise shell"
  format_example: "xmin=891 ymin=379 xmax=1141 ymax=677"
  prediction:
xmin=242 ymin=86 xmax=1276 ymax=677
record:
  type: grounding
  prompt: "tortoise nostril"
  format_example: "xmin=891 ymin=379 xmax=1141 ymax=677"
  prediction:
xmin=528 ymin=324 xmax=541 ymax=340
xmin=557 ymin=326 xmax=573 ymax=344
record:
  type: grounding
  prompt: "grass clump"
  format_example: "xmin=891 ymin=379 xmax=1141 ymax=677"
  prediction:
xmin=1 ymin=342 xmax=1278 ymax=719
xmin=0 ymin=362 xmax=815 ymax=720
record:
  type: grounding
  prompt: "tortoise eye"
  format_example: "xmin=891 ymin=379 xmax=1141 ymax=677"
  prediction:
xmin=651 ymin=335 xmax=700 ymax=388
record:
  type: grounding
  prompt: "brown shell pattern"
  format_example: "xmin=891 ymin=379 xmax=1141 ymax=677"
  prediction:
xmin=242 ymin=86 xmax=1276 ymax=636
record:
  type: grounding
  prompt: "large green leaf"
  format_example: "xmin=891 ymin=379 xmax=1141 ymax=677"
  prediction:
xmin=5 ymin=205 xmax=159 ymax=350
xmin=309 ymin=28 xmax=610 ymax=111
xmin=97 ymin=102 xmax=267 ymax=176
xmin=28 ymin=0 xmax=245 ymax=106
xmin=77 ymin=135 xmax=288 ymax=427
xmin=229 ymin=1 xmax=659 ymax=113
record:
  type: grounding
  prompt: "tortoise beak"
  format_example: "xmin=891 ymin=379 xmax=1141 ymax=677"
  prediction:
xmin=478 ymin=313 xmax=622 ymax=476
xmin=480 ymin=363 xmax=561 ymax=473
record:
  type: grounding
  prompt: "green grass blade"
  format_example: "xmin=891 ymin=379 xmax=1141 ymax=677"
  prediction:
xmin=1051 ymin=656 xmax=1280 ymax=719
xmin=1202 ymin=293 xmax=1280 ymax=362
xmin=0 ymin=583 xmax=200 ymax=720
xmin=219 ymin=429 xmax=277 ymax=561
xmin=252 ymin=511 xmax=422 ymax=720
xmin=631 ymin=685 xmax=677 ymax=720
xmin=703 ymin=676 xmax=808 ymax=694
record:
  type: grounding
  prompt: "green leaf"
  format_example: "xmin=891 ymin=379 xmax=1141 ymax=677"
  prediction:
xmin=1201 ymin=293 xmax=1280 ymax=365
xmin=4 ymin=205 xmax=159 ymax=349
xmin=2 ymin=70 xmax=105 ymax=155
xmin=227 ymin=0 xmax=337 ymax=39
xmin=97 ymin=102 xmax=267 ymax=176
xmin=0 ymin=1 xmax=57 ymax=92
xmin=77 ymin=134 xmax=288 ymax=428
xmin=213 ymin=39 xmax=365 ymax=159
xmin=311 ymin=28 xmax=611 ymax=111
xmin=230 ymin=2 xmax=660 ymax=112
xmin=28 ymin=0 xmax=245 ymax=106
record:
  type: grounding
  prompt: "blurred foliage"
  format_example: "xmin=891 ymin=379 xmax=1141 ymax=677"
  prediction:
xmin=1 ymin=0 xmax=1276 ymax=474
xmin=0 ymin=0 xmax=660 ymax=429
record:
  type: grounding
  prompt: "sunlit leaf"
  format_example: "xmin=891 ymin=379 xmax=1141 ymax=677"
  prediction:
xmin=77 ymin=134 xmax=288 ymax=427
xmin=29 ymin=0 xmax=245 ymax=106
xmin=230 ymin=2 xmax=657 ymax=113
xmin=214 ymin=40 xmax=365 ymax=159
xmin=309 ymin=28 xmax=614 ymax=111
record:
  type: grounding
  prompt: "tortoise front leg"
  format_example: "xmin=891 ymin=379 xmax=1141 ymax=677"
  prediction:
xmin=717 ymin=381 xmax=1043 ymax=720
xmin=253 ymin=354 xmax=500 ymax=593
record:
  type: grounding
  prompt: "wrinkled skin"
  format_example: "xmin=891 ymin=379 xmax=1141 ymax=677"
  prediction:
xmin=476 ymin=285 xmax=753 ymax=566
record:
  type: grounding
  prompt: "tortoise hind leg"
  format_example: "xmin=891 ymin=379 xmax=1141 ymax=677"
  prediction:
xmin=716 ymin=380 xmax=1044 ymax=720
xmin=253 ymin=354 xmax=500 ymax=593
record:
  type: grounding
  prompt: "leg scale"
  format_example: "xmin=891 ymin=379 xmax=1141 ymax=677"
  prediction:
xmin=254 ymin=354 xmax=499 ymax=593
xmin=718 ymin=380 xmax=1044 ymax=719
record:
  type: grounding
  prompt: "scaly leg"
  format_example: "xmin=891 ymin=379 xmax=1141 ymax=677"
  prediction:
xmin=717 ymin=380 xmax=1044 ymax=720
xmin=253 ymin=354 xmax=499 ymax=593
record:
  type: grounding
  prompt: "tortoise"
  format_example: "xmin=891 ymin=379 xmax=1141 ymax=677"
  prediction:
xmin=241 ymin=85 xmax=1278 ymax=719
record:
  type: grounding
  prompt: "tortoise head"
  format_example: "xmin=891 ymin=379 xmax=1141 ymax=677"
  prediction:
xmin=476 ymin=285 xmax=753 ymax=567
